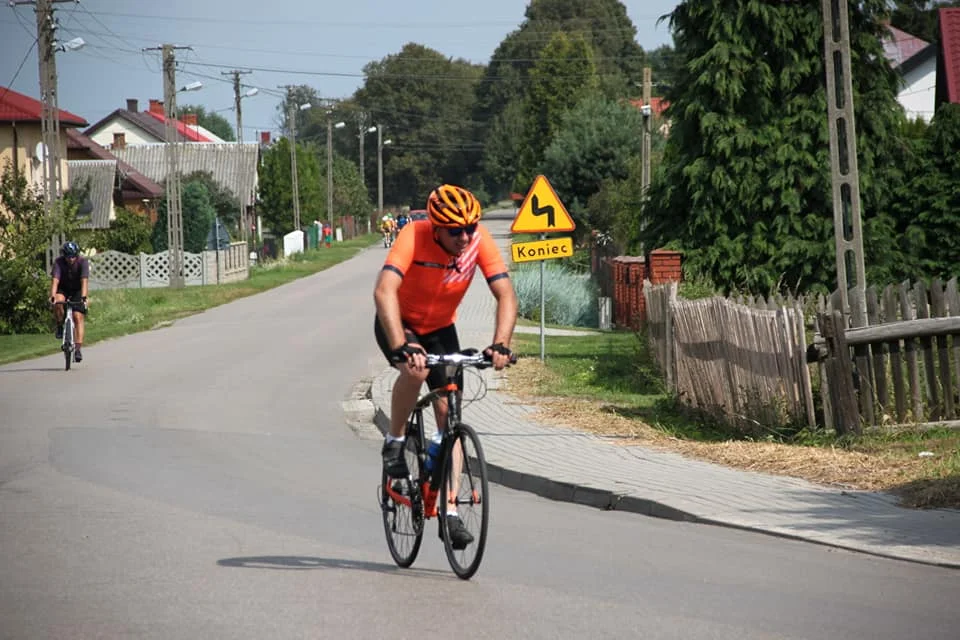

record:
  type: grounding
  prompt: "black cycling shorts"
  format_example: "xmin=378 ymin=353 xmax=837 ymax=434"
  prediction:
xmin=56 ymin=289 xmax=87 ymax=315
xmin=374 ymin=316 xmax=461 ymax=391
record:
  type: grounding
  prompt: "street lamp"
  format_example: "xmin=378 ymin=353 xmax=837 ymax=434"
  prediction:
xmin=289 ymin=101 xmax=311 ymax=232
xmin=327 ymin=119 xmax=345 ymax=229
xmin=55 ymin=37 xmax=85 ymax=52
xmin=371 ymin=124 xmax=392 ymax=221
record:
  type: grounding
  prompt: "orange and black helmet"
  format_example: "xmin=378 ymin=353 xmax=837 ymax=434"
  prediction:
xmin=426 ymin=184 xmax=481 ymax=227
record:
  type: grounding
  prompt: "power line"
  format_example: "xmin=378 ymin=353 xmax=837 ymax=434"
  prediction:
xmin=0 ymin=38 xmax=38 ymax=105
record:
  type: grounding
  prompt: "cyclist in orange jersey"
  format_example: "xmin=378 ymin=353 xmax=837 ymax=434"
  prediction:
xmin=373 ymin=184 xmax=517 ymax=548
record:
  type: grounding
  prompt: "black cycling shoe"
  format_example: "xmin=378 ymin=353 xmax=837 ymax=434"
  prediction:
xmin=381 ymin=439 xmax=409 ymax=478
xmin=439 ymin=514 xmax=474 ymax=550
xmin=73 ymin=347 xmax=82 ymax=363
xmin=55 ymin=324 xmax=64 ymax=340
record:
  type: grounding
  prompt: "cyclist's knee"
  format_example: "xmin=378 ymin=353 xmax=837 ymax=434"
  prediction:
xmin=397 ymin=364 xmax=429 ymax=383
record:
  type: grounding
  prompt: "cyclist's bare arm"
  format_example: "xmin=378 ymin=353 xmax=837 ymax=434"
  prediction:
xmin=488 ymin=276 xmax=517 ymax=369
xmin=374 ymin=269 xmax=408 ymax=350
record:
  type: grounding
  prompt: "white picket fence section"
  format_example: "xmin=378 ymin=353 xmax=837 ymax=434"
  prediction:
xmin=88 ymin=242 xmax=249 ymax=290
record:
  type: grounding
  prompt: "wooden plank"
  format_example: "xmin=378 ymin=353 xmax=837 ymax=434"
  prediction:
xmin=794 ymin=303 xmax=816 ymax=428
xmin=914 ymin=280 xmax=939 ymax=420
xmin=820 ymin=309 xmax=861 ymax=434
xmin=930 ymin=279 xmax=954 ymax=418
xmin=866 ymin=286 xmax=889 ymax=419
xmin=665 ymin=282 xmax=676 ymax=393
xmin=849 ymin=288 xmax=875 ymax=426
xmin=901 ymin=281 xmax=923 ymax=421
xmin=810 ymin=316 xmax=960 ymax=346
xmin=816 ymin=312 xmax=834 ymax=431
xmin=883 ymin=284 xmax=907 ymax=422
xmin=947 ymin=278 xmax=960 ymax=419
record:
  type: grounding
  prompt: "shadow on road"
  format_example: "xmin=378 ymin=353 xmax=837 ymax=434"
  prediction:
xmin=217 ymin=555 xmax=448 ymax=578
xmin=0 ymin=367 xmax=65 ymax=373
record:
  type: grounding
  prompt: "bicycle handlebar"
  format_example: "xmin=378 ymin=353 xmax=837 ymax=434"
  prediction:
xmin=392 ymin=349 xmax=518 ymax=368
xmin=53 ymin=300 xmax=86 ymax=308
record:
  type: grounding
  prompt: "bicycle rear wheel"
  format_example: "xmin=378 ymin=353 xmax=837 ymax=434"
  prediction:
xmin=380 ymin=437 xmax=424 ymax=567
xmin=439 ymin=422 xmax=489 ymax=580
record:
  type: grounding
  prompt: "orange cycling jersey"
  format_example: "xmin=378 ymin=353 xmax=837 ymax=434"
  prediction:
xmin=382 ymin=220 xmax=508 ymax=335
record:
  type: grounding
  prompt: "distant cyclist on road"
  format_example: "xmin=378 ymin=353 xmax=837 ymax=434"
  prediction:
xmin=50 ymin=241 xmax=89 ymax=362
xmin=395 ymin=211 xmax=409 ymax=233
xmin=373 ymin=184 xmax=517 ymax=548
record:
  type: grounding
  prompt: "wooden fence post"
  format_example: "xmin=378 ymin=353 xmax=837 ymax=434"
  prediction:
xmin=664 ymin=282 xmax=676 ymax=393
xmin=819 ymin=309 xmax=861 ymax=435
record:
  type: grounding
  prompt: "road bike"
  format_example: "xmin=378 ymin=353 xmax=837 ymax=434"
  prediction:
xmin=54 ymin=299 xmax=85 ymax=371
xmin=379 ymin=349 xmax=513 ymax=580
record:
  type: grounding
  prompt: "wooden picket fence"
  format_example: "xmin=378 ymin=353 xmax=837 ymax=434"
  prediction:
xmin=645 ymin=281 xmax=815 ymax=433
xmin=815 ymin=278 xmax=960 ymax=432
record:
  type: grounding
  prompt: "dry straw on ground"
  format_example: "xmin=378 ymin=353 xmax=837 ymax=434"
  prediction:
xmin=503 ymin=359 xmax=956 ymax=508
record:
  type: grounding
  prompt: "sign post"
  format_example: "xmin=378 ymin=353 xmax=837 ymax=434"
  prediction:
xmin=510 ymin=175 xmax=576 ymax=361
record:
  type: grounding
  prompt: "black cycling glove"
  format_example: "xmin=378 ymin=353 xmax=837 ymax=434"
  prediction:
xmin=389 ymin=342 xmax=426 ymax=364
xmin=485 ymin=343 xmax=515 ymax=363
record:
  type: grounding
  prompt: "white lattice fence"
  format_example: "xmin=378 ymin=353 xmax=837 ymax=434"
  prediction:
xmin=88 ymin=250 xmax=140 ymax=289
xmin=90 ymin=250 xmax=216 ymax=290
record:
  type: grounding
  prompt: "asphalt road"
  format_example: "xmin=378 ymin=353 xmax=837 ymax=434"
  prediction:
xmin=1 ymin=211 xmax=958 ymax=639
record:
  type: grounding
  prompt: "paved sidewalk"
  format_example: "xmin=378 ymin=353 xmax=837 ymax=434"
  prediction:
xmin=365 ymin=213 xmax=960 ymax=568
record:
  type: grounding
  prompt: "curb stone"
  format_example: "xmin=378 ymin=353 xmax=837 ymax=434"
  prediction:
xmin=341 ymin=377 xmax=382 ymax=441
xmin=369 ymin=388 xmax=702 ymax=521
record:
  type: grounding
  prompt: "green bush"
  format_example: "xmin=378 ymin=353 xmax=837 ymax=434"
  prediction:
xmin=0 ymin=162 xmax=80 ymax=334
xmin=0 ymin=259 xmax=49 ymax=334
xmin=92 ymin=207 xmax=154 ymax=254
xmin=512 ymin=261 xmax=597 ymax=327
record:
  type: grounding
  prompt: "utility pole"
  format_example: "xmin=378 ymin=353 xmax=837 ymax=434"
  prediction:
xmin=356 ymin=111 xmax=368 ymax=187
xmin=327 ymin=116 xmax=334 ymax=226
xmin=376 ymin=124 xmax=384 ymax=217
xmin=821 ymin=0 xmax=866 ymax=318
xmin=14 ymin=0 xmax=75 ymax=269
xmin=641 ymin=66 xmax=652 ymax=196
xmin=223 ymin=69 xmax=252 ymax=241
xmin=280 ymin=85 xmax=304 ymax=232
xmin=145 ymin=43 xmax=193 ymax=288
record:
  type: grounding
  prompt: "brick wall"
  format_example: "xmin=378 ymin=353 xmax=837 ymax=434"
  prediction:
xmin=649 ymin=249 xmax=683 ymax=284
xmin=599 ymin=249 xmax=682 ymax=329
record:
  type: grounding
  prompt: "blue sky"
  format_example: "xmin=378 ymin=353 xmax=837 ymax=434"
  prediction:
xmin=1 ymin=0 xmax=680 ymax=138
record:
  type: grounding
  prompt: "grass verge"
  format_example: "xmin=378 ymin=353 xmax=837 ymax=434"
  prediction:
xmin=506 ymin=330 xmax=960 ymax=510
xmin=0 ymin=236 xmax=377 ymax=365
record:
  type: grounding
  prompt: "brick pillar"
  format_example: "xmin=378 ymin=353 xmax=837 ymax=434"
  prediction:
xmin=649 ymin=249 xmax=683 ymax=284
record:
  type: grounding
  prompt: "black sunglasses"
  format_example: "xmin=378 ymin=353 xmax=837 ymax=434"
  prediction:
xmin=446 ymin=224 xmax=478 ymax=237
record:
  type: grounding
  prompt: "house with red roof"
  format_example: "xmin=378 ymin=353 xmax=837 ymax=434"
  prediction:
xmin=0 ymin=86 xmax=88 ymax=194
xmin=936 ymin=8 xmax=960 ymax=112
xmin=883 ymin=23 xmax=938 ymax=122
xmin=66 ymin=129 xmax=164 ymax=225
xmin=83 ymin=98 xmax=221 ymax=150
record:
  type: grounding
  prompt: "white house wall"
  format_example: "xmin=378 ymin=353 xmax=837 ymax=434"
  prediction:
xmin=87 ymin=117 xmax=161 ymax=148
xmin=899 ymin=60 xmax=937 ymax=122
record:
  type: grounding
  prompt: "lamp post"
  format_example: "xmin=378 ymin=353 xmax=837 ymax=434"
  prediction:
xmin=328 ymin=119 xmax=345 ymax=227
xmin=369 ymin=124 xmax=392 ymax=221
xmin=289 ymin=101 xmax=311 ymax=232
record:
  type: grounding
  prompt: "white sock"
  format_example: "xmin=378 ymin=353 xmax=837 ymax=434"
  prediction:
xmin=445 ymin=510 xmax=458 ymax=518
xmin=385 ymin=435 xmax=405 ymax=444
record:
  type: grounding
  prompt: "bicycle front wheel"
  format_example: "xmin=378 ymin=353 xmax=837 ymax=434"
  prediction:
xmin=62 ymin=317 xmax=72 ymax=371
xmin=380 ymin=437 xmax=424 ymax=568
xmin=439 ymin=422 xmax=489 ymax=580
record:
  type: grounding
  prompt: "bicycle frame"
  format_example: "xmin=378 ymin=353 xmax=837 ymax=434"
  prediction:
xmin=383 ymin=359 xmax=471 ymax=516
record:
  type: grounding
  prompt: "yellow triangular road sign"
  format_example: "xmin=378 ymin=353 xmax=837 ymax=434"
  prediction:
xmin=510 ymin=175 xmax=576 ymax=234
